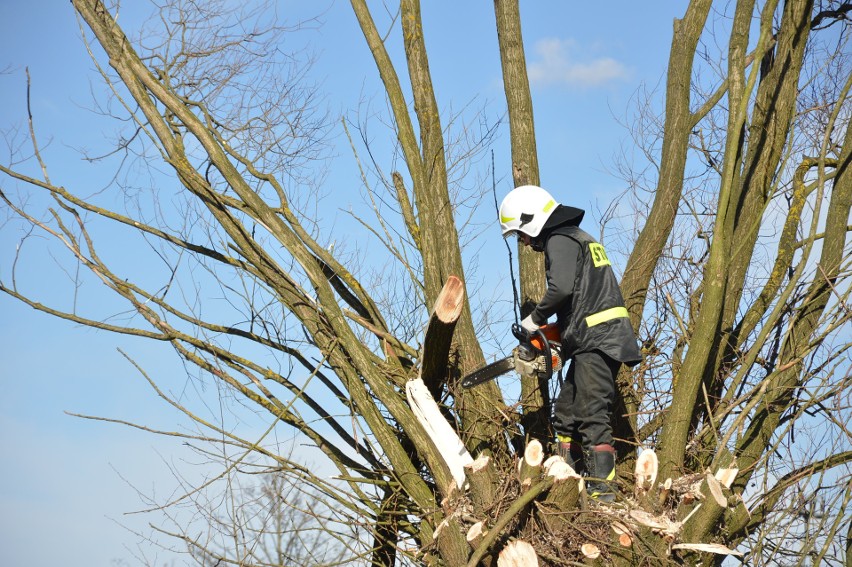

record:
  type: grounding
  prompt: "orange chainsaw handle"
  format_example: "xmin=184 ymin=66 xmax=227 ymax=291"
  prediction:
xmin=511 ymin=322 xmax=560 ymax=350
xmin=512 ymin=323 xmax=562 ymax=352
xmin=530 ymin=322 xmax=560 ymax=350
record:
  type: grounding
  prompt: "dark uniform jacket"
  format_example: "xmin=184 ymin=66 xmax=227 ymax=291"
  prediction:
xmin=530 ymin=207 xmax=642 ymax=366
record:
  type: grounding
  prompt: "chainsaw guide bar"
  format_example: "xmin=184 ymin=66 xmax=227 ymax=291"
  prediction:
xmin=460 ymin=356 xmax=514 ymax=388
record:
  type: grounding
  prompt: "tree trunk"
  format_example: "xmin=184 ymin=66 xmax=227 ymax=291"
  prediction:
xmin=618 ymin=0 xmax=712 ymax=458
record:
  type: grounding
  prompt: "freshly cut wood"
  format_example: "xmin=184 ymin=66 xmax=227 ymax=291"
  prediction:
xmin=543 ymin=454 xmax=580 ymax=477
xmin=580 ymin=543 xmax=601 ymax=559
xmin=634 ymin=448 xmax=659 ymax=495
xmin=518 ymin=439 xmax=544 ymax=487
xmin=524 ymin=439 xmax=544 ymax=465
xmin=629 ymin=509 xmax=670 ymax=530
xmin=672 ymin=543 xmax=743 ymax=556
xmin=406 ymin=377 xmax=473 ymax=490
xmin=497 ymin=540 xmax=539 ymax=567
xmin=705 ymin=472 xmax=728 ymax=508
xmin=658 ymin=477 xmax=673 ymax=507
xmin=714 ymin=467 xmax=739 ymax=489
xmin=543 ymin=458 xmax=582 ymax=503
xmin=466 ymin=454 xmax=491 ymax=474
xmin=542 ymin=454 xmax=564 ymax=472
xmin=433 ymin=518 xmax=449 ymax=540
xmin=611 ymin=521 xmax=632 ymax=536
xmin=629 ymin=509 xmax=682 ymax=537
xmin=545 ymin=459 xmax=576 ymax=480
xmin=609 ymin=524 xmax=637 ymax=564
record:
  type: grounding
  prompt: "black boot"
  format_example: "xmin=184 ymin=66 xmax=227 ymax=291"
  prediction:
xmin=556 ymin=438 xmax=586 ymax=475
xmin=586 ymin=444 xmax=616 ymax=503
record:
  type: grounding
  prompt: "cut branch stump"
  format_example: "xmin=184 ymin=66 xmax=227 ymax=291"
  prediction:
xmin=634 ymin=448 xmax=659 ymax=497
xmin=608 ymin=527 xmax=639 ymax=567
xmin=714 ymin=467 xmax=738 ymax=489
xmin=420 ymin=275 xmax=464 ymax=397
xmin=466 ymin=521 xmax=486 ymax=550
xmin=680 ymin=472 xmax=729 ymax=542
xmin=581 ymin=543 xmax=601 ymax=561
xmin=518 ymin=439 xmax=544 ymax=488
xmin=465 ymin=522 xmax=496 ymax=567
xmin=497 ymin=540 xmax=539 ymax=567
xmin=465 ymin=454 xmax=497 ymax=516
xmin=537 ymin=456 xmax=582 ymax=532
xmin=657 ymin=477 xmax=673 ymax=508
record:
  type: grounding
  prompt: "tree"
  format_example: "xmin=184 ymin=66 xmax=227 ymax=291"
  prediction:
xmin=2 ymin=0 xmax=851 ymax=566
xmin=154 ymin=471 xmax=351 ymax=567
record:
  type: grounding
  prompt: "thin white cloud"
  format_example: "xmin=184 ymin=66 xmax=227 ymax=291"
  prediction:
xmin=528 ymin=38 xmax=629 ymax=88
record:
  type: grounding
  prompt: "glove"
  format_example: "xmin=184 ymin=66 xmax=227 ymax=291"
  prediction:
xmin=520 ymin=314 xmax=539 ymax=333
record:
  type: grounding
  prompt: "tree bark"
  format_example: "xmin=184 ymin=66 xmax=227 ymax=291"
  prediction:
xmin=697 ymin=0 xmax=815 ymax=469
xmin=465 ymin=455 xmax=497 ymax=517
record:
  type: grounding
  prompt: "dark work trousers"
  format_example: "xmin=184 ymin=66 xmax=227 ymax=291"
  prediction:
xmin=552 ymin=350 xmax=622 ymax=447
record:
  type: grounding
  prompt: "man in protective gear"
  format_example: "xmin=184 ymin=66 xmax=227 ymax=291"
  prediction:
xmin=499 ymin=184 xmax=642 ymax=502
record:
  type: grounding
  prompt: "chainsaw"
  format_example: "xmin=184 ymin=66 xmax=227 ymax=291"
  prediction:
xmin=461 ymin=322 xmax=563 ymax=388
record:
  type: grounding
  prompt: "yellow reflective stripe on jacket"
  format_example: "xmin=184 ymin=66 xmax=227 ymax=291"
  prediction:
xmin=585 ymin=306 xmax=629 ymax=328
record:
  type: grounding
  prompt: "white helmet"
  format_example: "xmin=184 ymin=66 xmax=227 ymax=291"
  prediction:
xmin=499 ymin=185 xmax=558 ymax=237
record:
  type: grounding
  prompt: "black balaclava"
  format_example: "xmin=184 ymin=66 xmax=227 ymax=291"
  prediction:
xmin=530 ymin=204 xmax=585 ymax=251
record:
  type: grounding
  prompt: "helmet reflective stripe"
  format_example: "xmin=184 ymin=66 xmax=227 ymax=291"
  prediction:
xmin=498 ymin=185 xmax=559 ymax=237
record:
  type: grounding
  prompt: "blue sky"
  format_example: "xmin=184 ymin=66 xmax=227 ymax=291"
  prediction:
xmin=1 ymin=1 xmax=686 ymax=565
